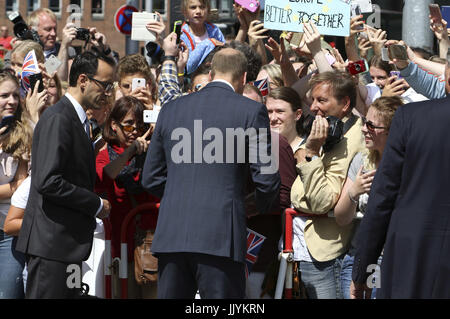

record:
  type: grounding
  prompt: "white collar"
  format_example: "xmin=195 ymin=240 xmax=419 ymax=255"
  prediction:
xmin=65 ymin=92 xmax=87 ymax=125
xmin=211 ymin=79 xmax=235 ymax=92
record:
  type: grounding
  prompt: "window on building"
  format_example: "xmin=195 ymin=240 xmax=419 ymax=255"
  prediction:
xmin=210 ymin=0 xmax=233 ymax=18
xmin=6 ymin=0 xmax=19 ymax=13
xmin=28 ymin=0 xmax=41 ymax=13
xmin=91 ymin=0 xmax=104 ymax=15
xmin=143 ymin=0 xmax=167 ymax=16
xmin=49 ymin=0 xmax=62 ymax=15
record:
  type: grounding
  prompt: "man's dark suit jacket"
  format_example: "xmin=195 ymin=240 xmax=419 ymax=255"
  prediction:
xmin=353 ymin=96 xmax=450 ymax=298
xmin=16 ymin=96 xmax=100 ymax=263
xmin=141 ymin=81 xmax=280 ymax=264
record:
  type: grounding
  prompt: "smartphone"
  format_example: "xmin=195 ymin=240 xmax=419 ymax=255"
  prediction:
xmin=429 ymin=4 xmax=443 ymax=23
xmin=235 ymin=0 xmax=260 ymax=13
xmin=290 ymin=32 xmax=304 ymax=48
xmin=0 ymin=115 xmax=15 ymax=135
xmin=173 ymin=20 xmax=183 ymax=44
xmin=143 ymin=109 xmax=159 ymax=124
xmin=388 ymin=44 xmax=408 ymax=61
xmin=132 ymin=78 xmax=146 ymax=92
xmin=351 ymin=4 xmax=364 ymax=31
xmin=28 ymin=73 xmax=44 ymax=93
xmin=325 ymin=52 xmax=336 ymax=66
xmin=389 ymin=71 xmax=402 ymax=80
xmin=255 ymin=21 xmax=269 ymax=37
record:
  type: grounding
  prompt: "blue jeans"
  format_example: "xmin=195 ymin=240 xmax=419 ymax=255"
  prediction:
xmin=340 ymin=253 xmax=382 ymax=299
xmin=0 ymin=230 xmax=26 ymax=299
xmin=299 ymin=255 xmax=344 ymax=299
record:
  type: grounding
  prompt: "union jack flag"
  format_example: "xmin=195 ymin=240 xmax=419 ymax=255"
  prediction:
xmin=252 ymin=77 xmax=269 ymax=97
xmin=20 ymin=50 xmax=40 ymax=97
xmin=245 ymin=228 xmax=266 ymax=278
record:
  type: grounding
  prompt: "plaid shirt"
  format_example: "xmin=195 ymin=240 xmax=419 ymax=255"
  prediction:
xmin=158 ymin=61 xmax=187 ymax=106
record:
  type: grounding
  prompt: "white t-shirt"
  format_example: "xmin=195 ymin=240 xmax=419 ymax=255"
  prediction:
xmin=192 ymin=31 xmax=209 ymax=46
xmin=365 ymin=83 xmax=428 ymax=105
xmin=11 ymin=176 xmax=31 ymax=209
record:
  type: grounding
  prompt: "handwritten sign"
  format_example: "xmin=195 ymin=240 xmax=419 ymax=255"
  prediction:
xmin=264 ymin=0 xmax=351 ymax=37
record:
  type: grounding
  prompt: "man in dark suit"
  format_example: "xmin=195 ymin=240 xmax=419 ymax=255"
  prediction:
xmin=351 ymin=58 xmax=450 ymax=298
xmin=142 ymin=48 xmax=280 ymax=299
xmin=16 ymin=50 xmax=114 ymax=299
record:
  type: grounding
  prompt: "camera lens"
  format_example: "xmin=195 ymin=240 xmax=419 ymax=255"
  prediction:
xmin=355 ymin=64 xmax=361 ymax=71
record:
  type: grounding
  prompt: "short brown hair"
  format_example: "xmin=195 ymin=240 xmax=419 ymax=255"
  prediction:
xmin=118 ymin=54 xmax=157 ymax=101
xmin=210 ymin=48 xmax=247 ymax=83
xmin=309 ymin=71 xmax=357 ymax=110
xmin=102 ymin=96 xmax=146 ymax=146
xmin=369 ymin=55 xmax=393 ymax=75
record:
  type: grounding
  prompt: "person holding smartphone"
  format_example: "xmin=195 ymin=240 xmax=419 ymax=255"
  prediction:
xmin=333 ymin=96 xmax=403 ymax=299
xmin=0 ymin=70 xmax=32 ymax=299
xmin=95 ymin=96 xmax=157 ymax=298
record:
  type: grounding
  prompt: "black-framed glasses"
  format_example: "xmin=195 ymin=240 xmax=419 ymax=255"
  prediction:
xmin=361 ymin=116 xmax=386 ymax=132
xmin=87 ymin=75 xmax=114 ymax=92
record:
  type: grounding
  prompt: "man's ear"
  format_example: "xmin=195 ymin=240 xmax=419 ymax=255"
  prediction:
xmin=78 ymin=74 xmax=88 ymax=91
xmin=208 ymin=71 xmax=213 ymax=82
xmin=341 ymin=96 xmax=351 ymax=115
xmin=242 ymin=72 xmax=247 ymax=87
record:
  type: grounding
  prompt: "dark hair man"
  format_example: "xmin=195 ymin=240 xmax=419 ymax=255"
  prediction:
xmin=16 ymin=50 xmax=115 ymax=298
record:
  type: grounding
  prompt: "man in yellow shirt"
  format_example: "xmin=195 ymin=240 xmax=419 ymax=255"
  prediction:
xmin=291 ymin=71 xmax=365 ymax=298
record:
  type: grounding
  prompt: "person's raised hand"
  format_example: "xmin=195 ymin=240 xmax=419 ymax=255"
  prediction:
xmin=248 ymin=20 xmax=269 ymax=47
xmin=133 ymin=127 xmax=152 ymax=155
xmin=88 ymin=27 xmax=107 ymax=47
xmin=177 ymin=41 xmax=189 ymax=74
xmin=349 ymin=15 xmax=364 ymax=37
xmin=61 ymin=23 xmax=77 ymax=47
xmin=26 ymin=80 xmax=48 ymax=123
xmin=146 ymin=12 xmax=166 ymax=45
xmin=430 ymin=17 xmax=449 ymax=42
xmin=358 ymin=36 xmax=372 ymax=60
xmin=233 ymin=3 xmax=248 ymax=31
xmin=368 ymin=27 xmax=387 ymax=57
xmin=162 ymin=32 xmax=179 ymax=57
xmin=382 ymin=76 xmax=407 ymax=97
xmin=305 ymin=115 xmax=329 ymax=157
xmin=130 ymin=86 xmax=153 ymax=108
xmin=349 ymin=166 xmax=376 ymax=200
xmin=303 ymin=21 xmax=322 ymax=56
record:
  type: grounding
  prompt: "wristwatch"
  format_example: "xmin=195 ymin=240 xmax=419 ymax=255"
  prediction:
xmin=305 ymin=155 xmax=319 ymax=162
xmin=161 ymin=55 xmax=177 ymax=63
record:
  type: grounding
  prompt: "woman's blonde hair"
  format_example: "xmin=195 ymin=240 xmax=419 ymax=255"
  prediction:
xmin=181 ymin=0 xmax=211 ymax=15
xmin=364 ymin=96 xmax=403 ymax=169
xmin=260 ymin=64 xmax=284 ymax=88
xmin=11 ymin=40 xmax=45 ymax=64
xmin=0 ymin=71 xmax=33 ymax=160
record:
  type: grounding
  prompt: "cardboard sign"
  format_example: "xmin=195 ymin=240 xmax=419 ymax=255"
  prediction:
xmin=264 ymin=0 xmax=351 ymax=37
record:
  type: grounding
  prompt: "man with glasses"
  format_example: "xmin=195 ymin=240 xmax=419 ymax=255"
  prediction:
xmin=290 ymin=70 xmax=365 ymax=299
xmin=351 ymin=55 xmax=450 ymax=299
xmin=16 ymin=49 xmax=115 ymax=299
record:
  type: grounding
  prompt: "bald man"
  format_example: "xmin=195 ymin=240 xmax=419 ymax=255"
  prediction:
xmin=142 ymin=48 xmax=280 ymax=299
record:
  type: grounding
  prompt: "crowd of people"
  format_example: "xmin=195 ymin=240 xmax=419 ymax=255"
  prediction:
xmin=0 ymin=0 xmax=449 ymax=299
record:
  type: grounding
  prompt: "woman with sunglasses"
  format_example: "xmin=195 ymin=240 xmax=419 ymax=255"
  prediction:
xmin=95 ymin=96 xmax=158 ymax=298
xmin=0 ymin=70 xmax=32 ymax=299
xmin=333 ymin=96 xmax=403 ymax=299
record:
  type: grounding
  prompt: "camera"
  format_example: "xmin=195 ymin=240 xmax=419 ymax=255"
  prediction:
xmin=146 ymin=42 xmax=164 ymax=65
xmin=8 ymin=12 xmax=43 ymax=47
xmin=303 ymin=115 xmax=344 ymax=152
xmin=346 ymin=59 xmax=368 ymax=75
xmin=75 ymin=28 xmax=91 ymax=41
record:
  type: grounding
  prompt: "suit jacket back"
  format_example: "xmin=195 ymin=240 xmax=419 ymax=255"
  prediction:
xmin=142 ymin=82 xmax=280 ymax=263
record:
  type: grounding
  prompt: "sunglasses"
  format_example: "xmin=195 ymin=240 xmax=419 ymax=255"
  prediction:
xmin=118 ymin=123 xmax=145 ymax=133
xmin=361 ymin=116 xmax=386 ymax=132
xmin=87 ymin=75 xmax=114 ymax=92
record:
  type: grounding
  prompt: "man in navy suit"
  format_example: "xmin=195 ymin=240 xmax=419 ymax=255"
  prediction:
xmin=142 ymin=48 xmax=280 ymax=299
xmin=351 ymin=57 xmax=450 ymax=298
